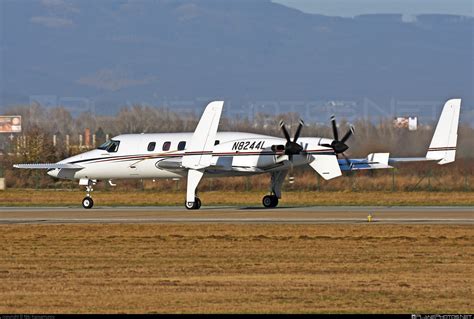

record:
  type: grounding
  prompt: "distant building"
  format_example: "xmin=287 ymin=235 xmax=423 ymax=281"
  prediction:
xmin=393 ymin=117 xmax=418 ymax=131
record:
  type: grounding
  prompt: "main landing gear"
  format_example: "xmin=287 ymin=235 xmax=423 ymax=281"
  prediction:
xmin=262 ymin=195 xmax=278 ymax=208
xmin=185 ymin=197 xmax=201 ymax=210
xmin=262 ymin=170 xmax=288 ymax=208
xmin=80 ymin=178 xmax=96 ymax=209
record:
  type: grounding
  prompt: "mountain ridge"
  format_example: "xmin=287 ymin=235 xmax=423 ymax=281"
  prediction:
xmin=0 ymin=0 xmax=472 ymax=122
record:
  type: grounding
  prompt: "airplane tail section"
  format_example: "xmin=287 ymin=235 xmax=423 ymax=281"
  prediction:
xmin=425 ymin=98 xmax=461 ymax=165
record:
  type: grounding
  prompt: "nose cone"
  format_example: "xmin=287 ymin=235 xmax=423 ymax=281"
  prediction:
xmin=47 ymin=168 xmax=59 ymax=178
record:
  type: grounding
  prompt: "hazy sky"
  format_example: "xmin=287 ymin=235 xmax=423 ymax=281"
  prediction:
xmin=273 ymin=0 xmax=473 ymax=17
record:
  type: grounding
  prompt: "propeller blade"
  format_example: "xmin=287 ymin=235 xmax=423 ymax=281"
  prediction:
xmin=330 ymin=115 xmax=339 ymax=141
xmin=340 ymin=125 xmax=355 ymax=143
xmin=279 ymin=120 xmax=291 ymax=143
xmin=341 ymin=152 xmax=351 ymax=168
xmin=293 ymin=119 xmax=304 ymax=142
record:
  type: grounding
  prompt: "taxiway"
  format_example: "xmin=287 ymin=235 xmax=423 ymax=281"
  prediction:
xmin=0 ymin=206 xmax=472 ymax=224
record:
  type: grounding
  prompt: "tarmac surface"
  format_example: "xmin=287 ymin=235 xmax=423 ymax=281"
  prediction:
xmin=0 ymin=206 xmax=473 ymax=224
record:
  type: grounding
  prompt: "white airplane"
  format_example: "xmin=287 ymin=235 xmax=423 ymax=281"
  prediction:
xmin=14 ymin=99 xmax=461 ymax=210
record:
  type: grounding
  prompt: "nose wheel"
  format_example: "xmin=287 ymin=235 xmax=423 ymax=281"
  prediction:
xmin=262 ymin=195 xmax=279 ymax=208
xmin=79 ymin=179 xmax=96 ymax=209
xmin=82 ymin=197 xmax=94 ymax=209
xmin=185 ymin=197 xmax=201 ymax=210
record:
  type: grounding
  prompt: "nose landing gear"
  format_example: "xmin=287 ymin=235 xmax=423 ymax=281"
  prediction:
xmin=82 ymin=196 xmax=94 ymax=209
xmin=80 ymin=178 xmax=96 ymax=209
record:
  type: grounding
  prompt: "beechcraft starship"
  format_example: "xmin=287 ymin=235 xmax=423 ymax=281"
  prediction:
xmin=14 ymin=99 xmax=461 ymax=209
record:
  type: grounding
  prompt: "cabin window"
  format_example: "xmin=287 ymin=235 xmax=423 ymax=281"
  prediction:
xmin=214 ymin=140 xmax=220 ymax=145
xmin=98 ymin=140 xmax=120 ymax=153
xmin=178 ymin=141 xmax=186 ymax=151
xmin=162 ymin=141 xmax=171 ymax=151
xmin=147 ymin=142 xmax=156 ymax=152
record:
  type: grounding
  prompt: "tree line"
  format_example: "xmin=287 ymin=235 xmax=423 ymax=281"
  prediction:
xmin=0 ymin=104 xmax=472 ymax=190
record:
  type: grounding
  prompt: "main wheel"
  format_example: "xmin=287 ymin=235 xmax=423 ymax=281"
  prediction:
xmin=82 ymin=197 xmax=94 ymax=209
xmin=185 ymin=197 xmax=201 ymax=210
xmin=262 ymin=195 xmax=278 ymax=208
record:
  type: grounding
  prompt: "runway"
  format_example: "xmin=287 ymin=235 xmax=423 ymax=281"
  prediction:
xmin=0 ymin=206 xmax=473 ymax=224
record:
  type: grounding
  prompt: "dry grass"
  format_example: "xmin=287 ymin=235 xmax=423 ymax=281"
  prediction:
xmin=3 ymin=159 xmax=474 ymax=192
xmin=0 ymin=224 xmax=472 ymax=313
xmin=0 ymin=189 xmax=473 ymax=207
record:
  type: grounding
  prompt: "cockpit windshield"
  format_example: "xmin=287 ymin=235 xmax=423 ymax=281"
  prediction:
xmin=98 ymin=140 xmax=120 ymax=153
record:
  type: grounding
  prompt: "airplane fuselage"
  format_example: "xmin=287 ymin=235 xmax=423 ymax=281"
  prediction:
xmin=48 ymin=132 xmax=335 ymax=180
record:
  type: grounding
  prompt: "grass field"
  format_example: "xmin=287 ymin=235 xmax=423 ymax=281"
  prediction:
xmin=0 ymin=224 xmax=472 ymax=313
xmin=1 ymin=189 xmax=474 ymax=206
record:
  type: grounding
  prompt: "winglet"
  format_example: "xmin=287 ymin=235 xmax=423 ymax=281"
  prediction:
xmin=426 ymin=99 xmax=461 ymax=165
xmin=182 ymin=101 xmax=224 ymax=169
xmin=309 ymin=154 xmax=342 ymax=180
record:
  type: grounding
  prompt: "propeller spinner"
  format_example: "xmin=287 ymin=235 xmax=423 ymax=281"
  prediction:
xmin=275 ymin=120 xmax=305 ymax=160
xmin=321 ymin=116 xmax=355 ymax=166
